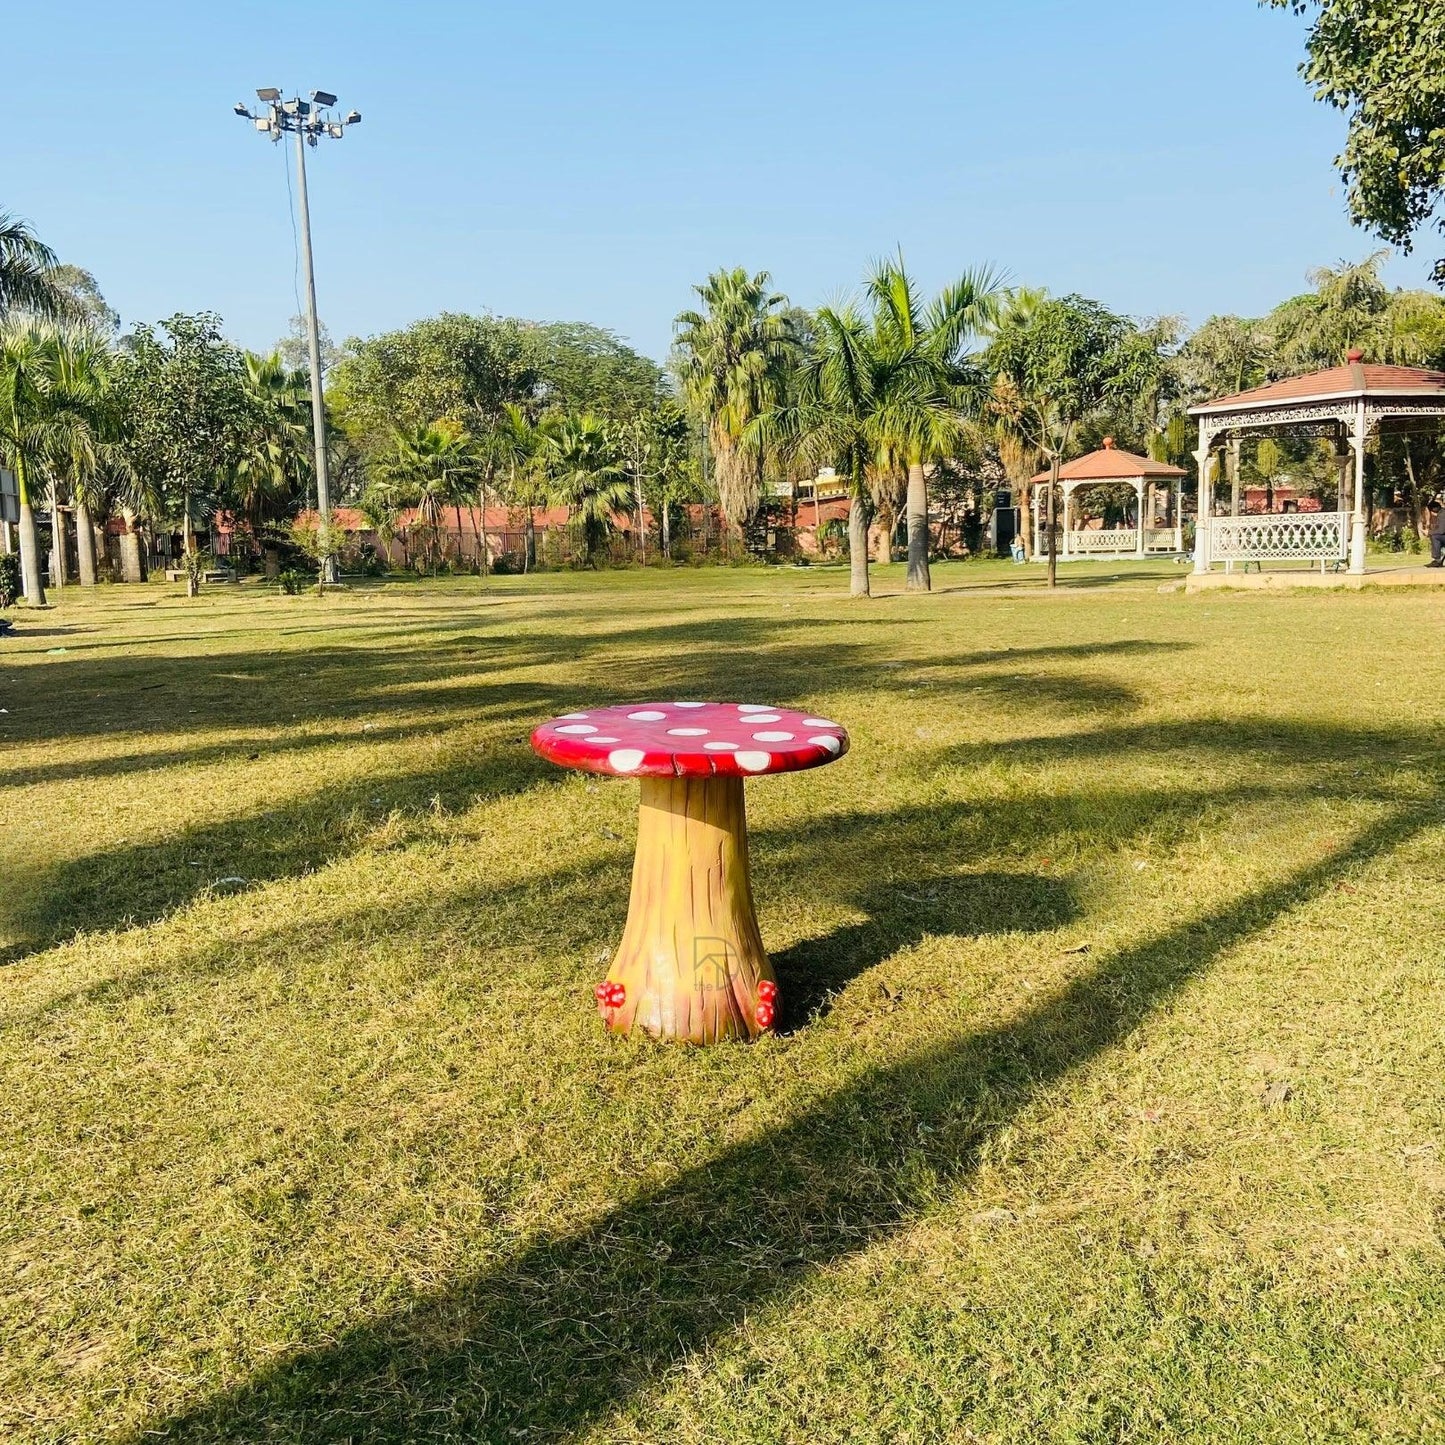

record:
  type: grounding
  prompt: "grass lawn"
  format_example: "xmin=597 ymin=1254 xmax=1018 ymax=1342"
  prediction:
xmin=2 ymin=559 xmax=1444 ymax=1443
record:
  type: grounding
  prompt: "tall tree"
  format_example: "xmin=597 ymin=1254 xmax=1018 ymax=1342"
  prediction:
xmin=0 ymin=325 xmax=104 ymax=603
xmin=543 ymin=414 xmax=630 ymax=565
xmin=233 ymin=350 xmax=313 ymax=532
xmin=0 ymin=213 xmax=70 ymax=324
xmin=988 ymin=296 xmax=1161 ymax=588
xmin=377 ymin=420 xmax=479 ymax=574
xmin=115 ymin=314 xmax=255 ymax=559
xmin=863 ymin=256 xmax=1006 ymax=591
xmin=673 ymin=268 xmax=798 ymax=537
xmin=1268 ymin=1 xmax=1445 ymax=281
xmin=751 ymin=301 xmax=883 ymax=598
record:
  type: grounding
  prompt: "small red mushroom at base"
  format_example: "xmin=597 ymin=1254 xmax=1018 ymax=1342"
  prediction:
xmin=755 ymin=1001 xmax=775 ymax=1029
xmin=595 ymin=981 xmax=626 ymax=1009
xmin=758 ymin=980 xmax=778 ymax=1003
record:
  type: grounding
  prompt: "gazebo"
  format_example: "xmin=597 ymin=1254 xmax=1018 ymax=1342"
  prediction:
xmin=1189 ymin=352 xmax=1445 ymax=577
xmin=1030 ymin=439 xmax=1187 ymax=560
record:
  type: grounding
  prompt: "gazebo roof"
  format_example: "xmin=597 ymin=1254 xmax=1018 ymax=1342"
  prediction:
xmin=1191 ymin=351 xmax=1445 ymax=417
xmin=1030 ymin=437 xmax=1186 ymax=484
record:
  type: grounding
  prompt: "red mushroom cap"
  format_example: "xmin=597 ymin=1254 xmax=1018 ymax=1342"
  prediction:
xmin=758 ymin=980 xmax=778 ymax=1003
xmin=755 ymin=1002 xmax=775 ymax=1029
xmin=531 ymin=702 xmax=849 ymax=779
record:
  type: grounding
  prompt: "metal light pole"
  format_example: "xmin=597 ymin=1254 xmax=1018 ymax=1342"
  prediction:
xmin=235 ymin=88 xmax=360 ymax=586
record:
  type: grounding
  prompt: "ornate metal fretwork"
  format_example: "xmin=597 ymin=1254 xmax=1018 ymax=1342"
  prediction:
xmin=1068 ymin=528 xmax=1138 ymax=555
xmin=1208 ymin=511 xmax=1348 ymax=562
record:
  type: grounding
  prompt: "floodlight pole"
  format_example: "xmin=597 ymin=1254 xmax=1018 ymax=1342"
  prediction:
xmin=236 ymin=89 xmax=360 ymax=587
xmin=291 ymin=125 xmax=335 ymax=584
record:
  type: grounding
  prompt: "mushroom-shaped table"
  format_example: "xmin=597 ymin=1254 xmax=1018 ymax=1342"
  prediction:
xmin=532 ymin=702 xmax=848 ymax=1043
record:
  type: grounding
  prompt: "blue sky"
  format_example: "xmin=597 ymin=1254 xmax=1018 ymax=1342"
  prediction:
xmin=6 ymin=0 xmax=1434 ymax=363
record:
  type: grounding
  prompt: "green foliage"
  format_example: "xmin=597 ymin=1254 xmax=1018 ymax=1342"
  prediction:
xmin=1268 ymin=1 xmax=1445 ymax=280
xmin=330 ymin=314 xmax=663 ymax=478
xmin=0 ymin=212 xmax=69 ymax=324
xmin=0 ymin=550 xmax=19 ymax=607
xmin=115 ymin=313 xmax=255 ymax=537
xmin=674 ymin=268 xmax=800 ymax=528
xmin=987 ymin=296 xmax=1160 ymax=454
xmin=543 ymin=413 xmax=630 ymax=564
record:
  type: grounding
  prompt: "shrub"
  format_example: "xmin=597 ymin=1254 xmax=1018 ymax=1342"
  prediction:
xmin=0 ymin=552 xmax=20 ymax=608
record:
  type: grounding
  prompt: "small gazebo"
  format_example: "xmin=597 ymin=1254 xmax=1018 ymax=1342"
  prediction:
xmin=1030 ymin=439 xmax=1187 ymax=560
xmin=1189 ymin=352 xmax=1445 ymax=577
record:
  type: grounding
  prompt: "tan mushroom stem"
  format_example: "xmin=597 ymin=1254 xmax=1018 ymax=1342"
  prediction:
xmin=604 ymin=775 xmax=774 ymax=1043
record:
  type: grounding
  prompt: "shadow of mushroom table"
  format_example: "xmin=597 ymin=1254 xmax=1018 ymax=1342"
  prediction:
xmin=532 ymin=701 xmax=849 ymax=1043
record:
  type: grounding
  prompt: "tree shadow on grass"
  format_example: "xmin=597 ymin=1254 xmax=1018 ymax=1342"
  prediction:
xmin=775 ymin=870 xmax=1079 ymax=1028
xmin=137 ymin=803 xmax=1431 ymax=1444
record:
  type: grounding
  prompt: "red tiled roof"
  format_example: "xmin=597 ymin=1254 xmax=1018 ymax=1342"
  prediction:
xmin=1192 ymin=355 xmax=1445 ymax=414
xmin=1031 ymin=439 xmax=1186 ymax=484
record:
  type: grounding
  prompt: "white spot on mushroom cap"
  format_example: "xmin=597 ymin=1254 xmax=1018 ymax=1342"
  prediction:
xmin=608 ymin=749 xmax=646 ymax=772
xmin=627 ymin=710 xmax=667 ymax=722
xmin=559 ymin=712 xmax=590 ymax=720
xmin=752 ymin=730 xmax=794 ymax=743
xmin=704 ymin=741 xmax=738 ymax=751
xmin=555 ymin=724 xmax=597 ymax=735
xmin=803 ymin=718 xmax=837 ymax=729
xmin=739 ymin=713 xmax=780 ymax=723
xmin=589 ymin=736 xmax=621 ymax=744
xmin=737 ymin=704 xmax=770 ymax=713
xmin=810 ymin=735 xmax=841 ymax=754
xmin=736 ymin=750 xmax=773 ymax=772
xmin=667 ymin=727 xmax=708 ymax=737
xmin=674 ymin=701 xmax=706 ymax=708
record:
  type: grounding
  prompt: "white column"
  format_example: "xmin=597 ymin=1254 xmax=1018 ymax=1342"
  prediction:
xmin=1193 ymin=440 xmax=1213 ymax=574
xmin=1135 ymin=478 xmax=1146 ymax=557
xmin=1033 ymin=489 xmax=1042 ymax=557
xmin=1173 ymin=478 xmax=1183 ymax=552
xmin=1350 ymin=402 xmax=1368 ymax=574
xmin=1229 ymin=437 xmax=1242 ymax=516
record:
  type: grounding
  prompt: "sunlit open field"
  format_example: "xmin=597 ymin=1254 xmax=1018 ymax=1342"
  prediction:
xmin=3 ymin=561 xmax=1443 ymax=1443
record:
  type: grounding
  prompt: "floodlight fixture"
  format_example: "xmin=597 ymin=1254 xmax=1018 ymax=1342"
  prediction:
xmin=344 ymin=110 xmax=360 ymax=125
xmin=256 ymin=86 xmax=281 ymax=101
xmin=311 ymin=90 xmax=337 ymax=107
xmin=233 ymin=101 xmax=251 ymax=117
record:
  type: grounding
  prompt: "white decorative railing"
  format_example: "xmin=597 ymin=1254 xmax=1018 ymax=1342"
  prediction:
xmin=1208 ymin=511 xmax=1348 ymax=563
xmin=1143 ymin=527 xmax=1180 ymax=552
xmin=1068 ymin=528 xmax=1138 ymax=554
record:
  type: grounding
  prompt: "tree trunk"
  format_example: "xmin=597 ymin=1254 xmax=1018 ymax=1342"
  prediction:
xmin=1019 ymin=481 xmax=1033 ymax=559
xmin=874 ymin=502 xmax=896 ymax=563
xmin=119 ymin=509 xmax=145 ymax=583
xmin=601 ymin=775 xmax=774 ymax=1044
xmin=848 ymin=496 xmax=871 ymax=598
xmin=524 ymin=508 xmax=536 ymax=573
xmin=75 ymin=501 xmax=98 ymax=586
xmin=661 ymin=503 xmax=670 ymax=560
xmin=18 ymin=498 xmax=46 ymax=606
xmin=0 ymin=519 xmax=12 ymax=556
xmin=1047 ymin=457 xmax=1060 ymax=589
xmin=51 ymin=493 xmax=69 ymax=589
xmin=905 ymin=461 xmax=930 ymax=591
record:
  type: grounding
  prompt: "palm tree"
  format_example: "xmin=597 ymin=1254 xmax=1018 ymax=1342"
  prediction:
xmin=0 ymin=324 xmax=101 ymax=604
xmin=0 ymin=213 xmax=70 ymax=323
xmin=751 ymin=302 xmax=883 ymax=597
xmin=44 ymin=326 xmax=119 ymax=588
xmin=865 ymin=255 xmax=1006 ymax=591
xmin=543 ymin=414 xmax=630 ymax=565
xmin=490 ymin=403 xmax=548 ymax=572
xmin=378 ymin=420 xmax=479 ymax=574
xmin=673 ymin=268 xmax=798 ymax=541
